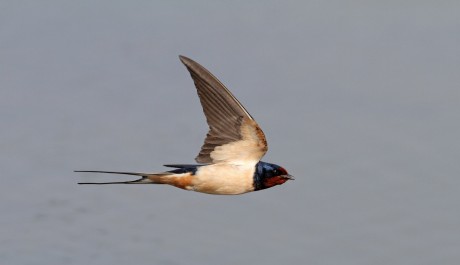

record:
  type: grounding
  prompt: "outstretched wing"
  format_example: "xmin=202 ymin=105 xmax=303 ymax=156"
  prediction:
xmin=179 ymin=55 xmax=268 ymax=164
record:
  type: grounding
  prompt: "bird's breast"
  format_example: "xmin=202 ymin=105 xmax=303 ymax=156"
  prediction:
xmin=189 ymin=163 xmax=256 ymax=195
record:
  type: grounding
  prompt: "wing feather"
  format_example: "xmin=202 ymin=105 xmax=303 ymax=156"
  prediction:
xmin=179 ymin=55 xmax=268 ymax=164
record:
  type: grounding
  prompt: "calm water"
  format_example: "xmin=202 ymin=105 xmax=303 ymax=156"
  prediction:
xmin=1 ymin=1 xmax=459 ymax=264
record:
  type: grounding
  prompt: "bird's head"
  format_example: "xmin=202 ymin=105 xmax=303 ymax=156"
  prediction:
xmin=254 ymin=162 xmax=294 ymax=190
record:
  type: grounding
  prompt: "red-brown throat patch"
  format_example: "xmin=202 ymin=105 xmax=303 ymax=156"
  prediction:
xmin=263 ymin=176 xmax=289 ymax=188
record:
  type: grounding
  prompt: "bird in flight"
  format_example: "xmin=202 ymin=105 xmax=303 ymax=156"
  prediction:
xmin=76 ymin=55 xmax=293 ymax=195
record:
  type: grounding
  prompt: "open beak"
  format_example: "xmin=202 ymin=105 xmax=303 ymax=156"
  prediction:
xmin=281 ymin=174 xmax=295 ymax=180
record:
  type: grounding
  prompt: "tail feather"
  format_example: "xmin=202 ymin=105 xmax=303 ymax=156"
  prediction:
xmin=75 ymin=170 xmax=168 ymax=185
xmin=78 ymin=179 xmax=145 ymax=185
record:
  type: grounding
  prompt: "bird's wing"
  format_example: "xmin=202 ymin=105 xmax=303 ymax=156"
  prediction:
xmin=179 ymin=55 xmax=268 ymax=165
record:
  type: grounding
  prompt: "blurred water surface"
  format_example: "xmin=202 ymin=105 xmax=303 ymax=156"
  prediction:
xmin=1 ymin=1 xmax=459 ymax=264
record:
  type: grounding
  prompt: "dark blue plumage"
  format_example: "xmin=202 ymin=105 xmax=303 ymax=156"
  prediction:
xmin=253 ymin=161 xmax=290 ymax=191
xmin=165 ymin=164 xmax=201 ymax=175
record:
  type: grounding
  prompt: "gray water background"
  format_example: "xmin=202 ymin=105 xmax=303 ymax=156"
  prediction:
xmin=1 ymin=1 xmax=459 ymax=264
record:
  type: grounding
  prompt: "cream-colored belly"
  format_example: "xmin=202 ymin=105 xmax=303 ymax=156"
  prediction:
xmin=189 ymin=163 xmax=255 ymax=195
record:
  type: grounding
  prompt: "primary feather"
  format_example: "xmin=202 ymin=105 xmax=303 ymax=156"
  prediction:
xmin=179 ymin=55 xmax=268 ymax=164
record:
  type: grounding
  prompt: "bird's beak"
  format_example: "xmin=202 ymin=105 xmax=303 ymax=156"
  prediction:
xmin=281 ymin=174 xmax=295 ymax=180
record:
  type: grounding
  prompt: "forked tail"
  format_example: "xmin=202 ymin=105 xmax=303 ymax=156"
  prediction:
xmin=75 ymin=170 xmax=167 ymax=185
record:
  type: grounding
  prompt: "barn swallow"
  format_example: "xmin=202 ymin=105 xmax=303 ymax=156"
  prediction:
xmin=76 ymin=55 xmax=293 ymax=195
